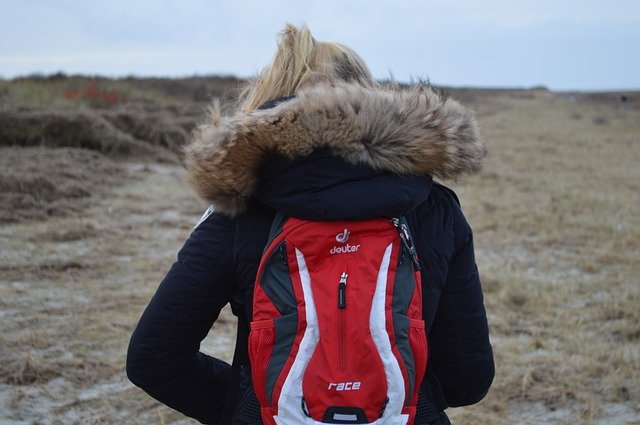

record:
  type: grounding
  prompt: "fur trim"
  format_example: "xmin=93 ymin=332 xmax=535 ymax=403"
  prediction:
xmin=185 ymin=83 xmax=486 ymax=216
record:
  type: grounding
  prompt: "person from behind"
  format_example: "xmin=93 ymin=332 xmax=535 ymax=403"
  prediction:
xmin=127 ymin=23 xmax=494 ymax=424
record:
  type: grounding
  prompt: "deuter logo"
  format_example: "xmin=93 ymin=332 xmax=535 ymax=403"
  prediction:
xmin=336 ymin=229 xmax=350 ymax=243
xmin=328 ymin=381 xmax=362 ymax=391
xmin=331 ymin=228 xmax=359 ymax=254
xmin=330 ymin=243 xmax=360 ymax=255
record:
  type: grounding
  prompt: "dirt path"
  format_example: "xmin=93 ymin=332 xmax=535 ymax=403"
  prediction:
xmin=1 ymin=162 xmax=235 ymax=424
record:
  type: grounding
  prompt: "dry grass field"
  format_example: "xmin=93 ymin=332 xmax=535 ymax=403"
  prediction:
xmin=0 ymin=76 xmax=638 ymax=424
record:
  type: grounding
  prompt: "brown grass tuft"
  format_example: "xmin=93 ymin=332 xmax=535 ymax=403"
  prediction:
xmin=1 ymin=351 xmax=119 ymax=386
xmin=0 ymin=147 xmax=129 ymax=223
xmin=0 ymin=109 xmax=178 ymax=162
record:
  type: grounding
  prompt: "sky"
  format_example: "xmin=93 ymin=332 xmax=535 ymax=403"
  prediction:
xmin=1 ymin=0 xmax=639 ymax=90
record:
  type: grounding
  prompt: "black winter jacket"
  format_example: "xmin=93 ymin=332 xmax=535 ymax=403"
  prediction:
xmin=127 ymin=84 xmax=494 ymax=424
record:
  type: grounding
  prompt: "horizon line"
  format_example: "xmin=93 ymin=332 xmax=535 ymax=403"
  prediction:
xmin=0 ymin=71 xmax=638 ymax=93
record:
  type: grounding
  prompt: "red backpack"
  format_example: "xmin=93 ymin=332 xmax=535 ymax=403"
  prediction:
xmin=248 ymin=214 xmax=427 ymax=425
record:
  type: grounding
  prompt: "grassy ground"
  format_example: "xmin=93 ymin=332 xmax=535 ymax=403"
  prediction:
xmin=447 ymin=92 xmax=640 ymax=424
xmin=0 ymin=78 xmax=638 ymax=424
xmin=0 ymin=156 xmax=231 ymax=424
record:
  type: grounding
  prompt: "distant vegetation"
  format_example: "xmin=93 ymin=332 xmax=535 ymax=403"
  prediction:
xmin=0 ymin=74 xmax=244 ymax=162
xmin=1 ymin=72 xmax=244 ymax=106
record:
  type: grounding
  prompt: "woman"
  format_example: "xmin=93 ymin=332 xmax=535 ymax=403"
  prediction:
xmin=127 ymin=24 xmax=494 ymax=424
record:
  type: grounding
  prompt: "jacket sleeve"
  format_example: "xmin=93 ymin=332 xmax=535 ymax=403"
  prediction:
xmin=428 ymin=194 xmax=495 ymax=407
xmin=126 ymin=210 xmax=236 ymax=424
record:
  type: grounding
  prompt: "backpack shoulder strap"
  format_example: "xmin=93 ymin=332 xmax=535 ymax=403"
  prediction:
xmin=265 ymin=211 xmax=288 ymax=249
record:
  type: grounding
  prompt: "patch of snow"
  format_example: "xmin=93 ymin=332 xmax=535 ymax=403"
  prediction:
xmin=77 ymin=377 xmax=132 ymax=402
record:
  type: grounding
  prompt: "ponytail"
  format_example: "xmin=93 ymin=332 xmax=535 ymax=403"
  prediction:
xmin=237 ymin=23 xmax=374 ymax=112
xmin=239 ymin=24 xmax=314 ymax=111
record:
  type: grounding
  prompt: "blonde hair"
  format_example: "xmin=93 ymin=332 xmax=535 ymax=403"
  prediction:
xmin=238 ymin=23 xmax=374 ymax=112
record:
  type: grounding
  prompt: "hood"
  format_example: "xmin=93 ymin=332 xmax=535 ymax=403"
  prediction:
xmin=185 ymin=83 xmax=486 ymax=217
xmin=254 ymin=149 xmax=433 ymax=220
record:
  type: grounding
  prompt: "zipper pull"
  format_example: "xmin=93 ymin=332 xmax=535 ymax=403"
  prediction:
xmin=391 ymin=218 xmax=422 ymax=271
xmin=338 ymin=272 xmax=348 ymax=309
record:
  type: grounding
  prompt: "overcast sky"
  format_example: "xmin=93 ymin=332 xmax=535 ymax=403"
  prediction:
xmin=1 ymin=0 xmax=639 ymax=90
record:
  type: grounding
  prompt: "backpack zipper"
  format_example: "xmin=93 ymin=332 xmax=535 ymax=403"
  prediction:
xmin=338 ymin=272 xmax=347 ymax=309
xmin=338 ymin=272 xmax=348 ymax=372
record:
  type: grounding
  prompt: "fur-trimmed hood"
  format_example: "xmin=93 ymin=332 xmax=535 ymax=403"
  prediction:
xmin=185 ymin=83 xmax=486 ymax=216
